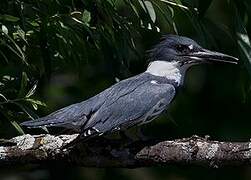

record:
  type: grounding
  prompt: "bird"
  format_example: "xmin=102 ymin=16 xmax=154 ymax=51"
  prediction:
xmin=21 ymin=35 xmax=238 ymax=147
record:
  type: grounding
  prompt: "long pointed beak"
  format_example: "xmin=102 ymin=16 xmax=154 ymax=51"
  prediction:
xmin=186 ymin=49 xmax=239 ymax=64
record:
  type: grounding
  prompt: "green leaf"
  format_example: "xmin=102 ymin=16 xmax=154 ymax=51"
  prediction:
xmin=1 ymin=25 xmax=8 ymax=34
xmin=145 ymin=1 xmax=156 ymax=23
xmin=26 ymin=99 xmax=46 ymax=106
xmin=237 ymin=33 xmax=251 ymax=74
xmin=0 ymin=106 xmax=24 ymax=135
xmin=151 ymin=0 xmax=174 ymax=31
xmin=25 ymin=83 xmax=37 ymax=98
xmin=0 ymin=14 xmax=20 ymax=22
xmin=14 ymin=102 xmax=39 ymax=120
xmin=160 ymin=0 xmax=189 ymax=11
xmin=41 ymin=127 xmax=49 ymax=133
xmin=0 ymin=49 xmax=9 ymax=63
xmin=10 ymin=121 xmax=24 ymax=135
xmin=18 ymin=72 xmax=28 ymax=98
xmin=82 ymin=10 xmax=91 ymax=24
xmin=13 ymin=26 xmax=28 ymax=44
xmin=234 ymin=8 xmax=251 ymax=76
xmin=0 ymin=93 xmax=7 ymax=102
xmin=2 ymin=33 xmax=27 ymax=65
xmin=138 ymin=0 xmax=156 ymax=22
xmin=28 ymin=20 xmax=39 ymax=27
xmin=31 ymin=103 xmax=38 ymax=110
xmin=123 ymin=0 xmax=140 ymax=18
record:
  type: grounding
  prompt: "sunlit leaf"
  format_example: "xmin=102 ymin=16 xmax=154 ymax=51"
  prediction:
xmin=25 ymin=82 xmax=37 ymax=98
xmin=0 ymin=93 xmax=7 ymax=102
xmin=1 ymin=25 xmax=8 ymax=34
xmin=71 ymin=17 xmax=85 ymax=25
xmin=138 ymin=0 xmax=156 ymax=23
xmin=82 ymin=10 xmax=91 ymax=24
xmin=26 ymin=98 xmax=46 ymax=107
xmin=160 ymin=0 xmax=189 ymax=10
xmin=31 ymin=102 xmax=38 ymax=110
xmin=26 ymin=99 xmax=46 ymax=110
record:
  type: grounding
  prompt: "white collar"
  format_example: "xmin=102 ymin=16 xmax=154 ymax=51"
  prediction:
xmin=146 ymin=61 xmax=182 ymax=85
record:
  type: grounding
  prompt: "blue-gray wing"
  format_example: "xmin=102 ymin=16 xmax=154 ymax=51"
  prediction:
xmin=21 ymin=73 xmax=175 ymax=137
xmin=83 ymin=80 xmax=176 ymax=135
xmin=21 ymin=73 xmax=157 ymax=131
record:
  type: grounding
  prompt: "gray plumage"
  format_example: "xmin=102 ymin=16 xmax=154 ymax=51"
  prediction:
xmin=21 ymin=73 xmax=176 ymax=138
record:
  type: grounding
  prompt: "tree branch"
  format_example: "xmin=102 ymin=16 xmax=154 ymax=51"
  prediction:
xmin=0 ymin=134 xmax=251 ymax=168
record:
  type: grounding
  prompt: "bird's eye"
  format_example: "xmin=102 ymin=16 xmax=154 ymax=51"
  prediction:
xmin=176 ymin=44 xmax=189 ymax=53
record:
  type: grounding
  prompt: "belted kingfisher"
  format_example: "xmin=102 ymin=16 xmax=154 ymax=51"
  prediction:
xmin=21 ymin=35 xmax=238 ymax=145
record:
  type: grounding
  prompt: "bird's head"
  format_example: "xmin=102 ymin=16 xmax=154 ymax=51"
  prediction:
xmin=148 ymin=35 xmax=238 ymax=67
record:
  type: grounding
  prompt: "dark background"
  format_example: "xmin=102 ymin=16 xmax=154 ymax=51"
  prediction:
xmin=0 ymin=0 xmax=251 ymax=179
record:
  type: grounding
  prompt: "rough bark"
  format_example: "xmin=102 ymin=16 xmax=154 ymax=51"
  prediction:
xmin=0 ymin=134 xmax=251 ymax=168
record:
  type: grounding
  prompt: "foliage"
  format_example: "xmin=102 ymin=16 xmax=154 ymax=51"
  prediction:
xmin=0 ymin=0 xmax=178 ymax=136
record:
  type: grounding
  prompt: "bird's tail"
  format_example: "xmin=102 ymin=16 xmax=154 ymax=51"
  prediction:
xmin=20 ymin=117 xmax=66 ymax=128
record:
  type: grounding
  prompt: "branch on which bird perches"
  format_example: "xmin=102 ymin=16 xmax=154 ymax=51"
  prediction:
xmin=0 ymin=134 xmax=251 ymax=168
